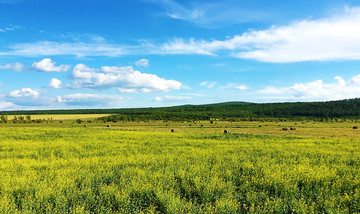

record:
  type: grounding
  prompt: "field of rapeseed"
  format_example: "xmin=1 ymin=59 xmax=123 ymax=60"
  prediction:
xmin=0 ymin=122 xmax=359 ymax=213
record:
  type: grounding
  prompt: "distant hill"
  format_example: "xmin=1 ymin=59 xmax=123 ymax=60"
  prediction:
xmin=1 ymin=99 xmax=360 ymax=121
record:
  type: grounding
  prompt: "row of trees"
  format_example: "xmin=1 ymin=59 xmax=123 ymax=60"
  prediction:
xmin=2 ymin=98 xmax=360 ymax=122
xmin=0 ymin=115 xmax=51 ymax=124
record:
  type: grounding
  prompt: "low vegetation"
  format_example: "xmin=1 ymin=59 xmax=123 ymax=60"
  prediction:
xmin=0 ymin=120 xmax=359 ymax=213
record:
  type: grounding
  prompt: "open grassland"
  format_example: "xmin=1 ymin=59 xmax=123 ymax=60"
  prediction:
xmin=0 ymin=121 xmax=360 ymax=213
xmin=9 ymin=114 xmax=111 ymax=120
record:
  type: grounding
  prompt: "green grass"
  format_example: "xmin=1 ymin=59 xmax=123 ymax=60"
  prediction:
xmin=0 ymin=122 xmax=359 ymax=213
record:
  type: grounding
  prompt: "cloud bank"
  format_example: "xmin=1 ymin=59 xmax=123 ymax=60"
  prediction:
xmin=71 ymin=64 xmax=182 ymax=93
xmin=257 ymin=74 xmax=360 ymax=101
xmin=56 ymin=93 xmax=127 ymax=106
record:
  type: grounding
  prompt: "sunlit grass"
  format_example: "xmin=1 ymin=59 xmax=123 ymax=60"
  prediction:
xmin=9 ymin=114 xmax=112 ymax=120
xmin=0 ymin=121 xmax=359 ymax=212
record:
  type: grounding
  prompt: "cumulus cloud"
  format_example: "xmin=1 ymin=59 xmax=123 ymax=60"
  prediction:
xmin=155 ymin=95 xmax=192 ymax=102
xmin=135 ymin=59 xmax=149 ymax=67
xmin=71 ymin=64 xmax=181 ymax=93
xmin=257 ymin=74 xmax=360 ymax=101
xmin=32 ymin=58 xmax=70 ymax=72
xmin=8 ymin=88 xmax=40 ymax=98
xmin=56 ymin=93 xmax=127 ymax=106
xmin=49 ymin=78 xmax=62 ymax=88
xmin=0 ymin=62 xmax=25 ymax=72
xmin=7 ymin=88 xmax=54 ymax=106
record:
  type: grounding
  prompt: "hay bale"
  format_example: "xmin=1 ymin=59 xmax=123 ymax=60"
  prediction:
xmin=224 ymin=129 xmax=230 ymax=134
xmin=290 ymin=127 xmax=296 ymax=130
xmin=282 ymin=127 xmax=289 ymax=131
xmin=171 ymin=129 xmax=177 ymax=133
xmin=107 ymin=125 xmax=111 ymax=128
xmin=353 ymin=126 xmax=358 ymax=129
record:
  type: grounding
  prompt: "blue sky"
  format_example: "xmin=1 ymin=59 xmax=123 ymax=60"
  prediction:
xmin=1 ymin=0 xmax=360 ymax=110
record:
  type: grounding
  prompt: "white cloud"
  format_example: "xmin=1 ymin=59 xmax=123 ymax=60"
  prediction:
xmin=4 ymin=88 xmax=129 ymax=108
xmin=155 ymin=95 xmax=192 ymax=102
xmin=349 ymin=74 xmax=360 ymax=84
xmin=32 ymin=58 xmax=70 ymax=72
xmin=257 ymin=74 xmax=360 ymax=101
xmin=159 ymin=38 xmax=215 ymax=55
xmin=49 ymin=78 xmax=62 ymax=88
xmin=135 ymin=59 xmax=149 ymax=67
xmin=200 ymin=81 xmax=216 ymax=88
xmin=235 ymin=85 xmax=248 ymax=90
xmin=0 ymin=24 xmax=20 ymax=32
xmin=71 ymin=64 xmax=181 ymax=93
xmin=0 ymin=62 xmax=25 ymax=71
xmin=159 ymin=6 xmax=360 ymax=62
xmin=232 ymin=6 xmax=360 ymax=62
xmin=56 ymin=93 xmax=127 ymax=106
xmin=0 ymin=101 xmax=16 ymax=110
xmin=8 ymin=88 xmax=40 ymax=98
xmin=5 ymin=41 xmax=128 ymax=57
xmin=150 ymin=0 xmax=268 ymax=28
xmin=3 ymin=6 xmax=360 ymax=62
xmin=7 ymin=88 xmax=54 ymax=106
xmin=257 ymin=86 xmax=285 ymax=95
xmin=222 ymin=83 xmax=248 ymax=90
xmin=118 ymin=88 xmax=138 ymax=93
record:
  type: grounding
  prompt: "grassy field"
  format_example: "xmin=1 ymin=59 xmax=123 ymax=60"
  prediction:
xmin=9 ymin=114 xmax=111 ymax=120
xmin=0 ymin=120 xmax=359 ymax=213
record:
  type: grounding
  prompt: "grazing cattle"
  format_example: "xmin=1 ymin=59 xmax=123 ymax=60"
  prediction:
xmin=200 ymin=125 xmax=203 ymax=127
xmin=258 ymin=125 xmax=262 ymax=127
xmin=224 ymin=129 xmax=230 ymax=134
xmin=290 ymin=127 xmax=296 ymax=130
xmin=84 ymin=124 xmax=87 ymax=128
xmin=282 ymin=127 xmax=289 ymax=131
xmin=171 ymin=129 xmax=177 ymax=132
xmin=107 ymin=125 xmax=111 ymax=128
xmin=353 ymin=126 xmax=358 ymax=129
